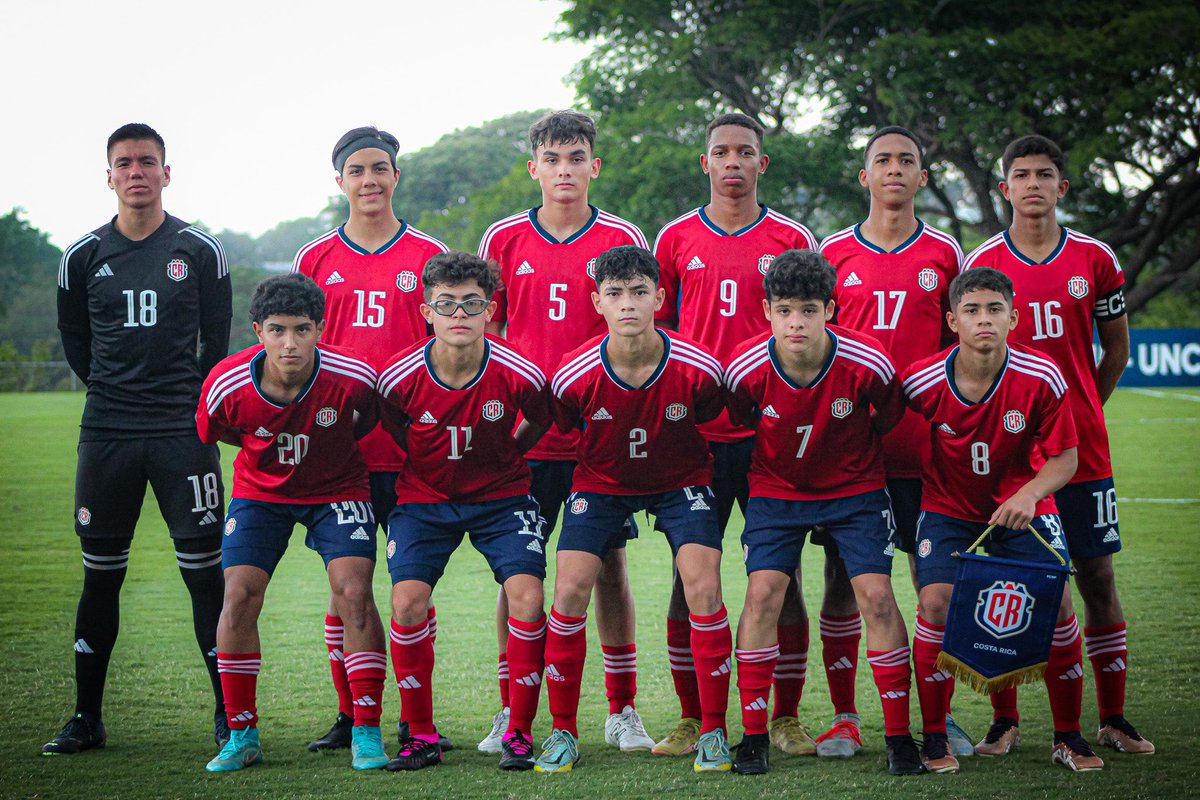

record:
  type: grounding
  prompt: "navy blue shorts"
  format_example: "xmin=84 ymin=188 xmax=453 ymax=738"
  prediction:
xmin=710 ymin=438 xmax=754 ymax=534
xmin=529 ymin=460 xmax=575 ymax=534
xmin=386 ymin=495 xmax=547 ymax=588
xmin=913 ymin=510 xmax=1071 ymax=588
xmin=369 ymin=471 xmax=400 ymax=534
xmin=221 ymin=498 xmax=377 ymax=574
xmin=1054 ymin=478 xmax=1122 ymax=560
xmin=558 ymin=487 xmax=722 ymax=559
xmin=741 ymin=490 xmax=896 ymax=578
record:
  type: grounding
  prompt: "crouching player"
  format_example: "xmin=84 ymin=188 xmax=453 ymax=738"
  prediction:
xmin=902 ymin=267 xmax=1102 ymax=772
xmin=197 ymin=273 xmax=389 ymax=771
xmin=376 ymin=251 xmax=551 ymax=772
xmin=536 ymin=245 xmax=732 ymax=774
xmin=725 ymin=249 xmax=924 ymax=776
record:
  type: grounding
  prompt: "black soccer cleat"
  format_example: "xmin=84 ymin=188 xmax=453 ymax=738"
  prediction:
xmin=397 ymin=719 xmax=454 ymax=751
xmin=498 ymin=729 xmax=535 ymax=770
xmin=308 ymin=712 xmax=353 ymax=751
xmin=386 ymin=735 xmax=442 ymax=771
xmin=214 ymin=708 xmax=231 ymax=747
xmin=732 ymin=732 xmax=770 ymax=775
xmin=885 ymin=733 xmax=927 ymax=776
xmin=42 ymin=712 xmax=107 ymax=755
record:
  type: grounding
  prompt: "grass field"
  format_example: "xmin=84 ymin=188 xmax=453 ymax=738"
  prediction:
xmin=0 ymin=389 xmax=1197 ymax=799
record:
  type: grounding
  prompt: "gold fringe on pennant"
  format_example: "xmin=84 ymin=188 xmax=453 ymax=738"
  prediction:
xmin=936 ymin=651 xmax=1047 ymax=694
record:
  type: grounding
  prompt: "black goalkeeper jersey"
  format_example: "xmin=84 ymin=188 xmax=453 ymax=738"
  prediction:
xmin=57 ymin=213 xmax=232 ymax=439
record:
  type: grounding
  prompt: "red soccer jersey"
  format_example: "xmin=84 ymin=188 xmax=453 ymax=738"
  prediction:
xmin=376 ymin=336 xmax=551 ymax=503
xmin=822 ymin=221 xmax=964 ymax=479
xmin=965 ymin=228 xmax=1124 ymax=482
xmin=291 ymin=223 xmax=447 ymax=471
xmin=902 ymin=344 xmax=1077 ymax=523
xmin=550 ymin=329 xmax=723 ymax=495
xmin=197 ymin=345 xmax=377 ymax=503
xmin=478 ymin=205 xmax=648 ymax=461
xmin=725 ymin=326 xmax=903 ymax=501
xmin=654 ymin=205 xmax=818 ymax=443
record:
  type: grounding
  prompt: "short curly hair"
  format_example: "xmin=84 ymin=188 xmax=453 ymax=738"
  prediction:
xmin=249 ymin=273 xmax=325 ymax=324
xmin=762 ymin=249 xmax=834 ymax=303
xmin=422 ymin=250 xmax=497 ymax=299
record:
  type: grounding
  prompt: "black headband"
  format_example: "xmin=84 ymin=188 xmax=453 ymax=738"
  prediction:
xmin=334 ymin=135 xmax=398 ymax=173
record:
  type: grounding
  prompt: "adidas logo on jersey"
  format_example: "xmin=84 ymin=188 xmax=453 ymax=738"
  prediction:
xmin=325 ymin=271 xmax=345 ymax=285
xmin=350 ymin=527 xmax=370 ymax=541
xmin=516 ymin=261 xmax=535 ymax=275
xmin=353 ymin=696 xmax=378 ymax=707
xmin=828 ymin=656 xmax=853 ymax=670
xmin=686 ymin=256 xmax=707 ymax=271
xmin=1103 ymin=657 xmax=1126 ymax=673
xmin=254 ymin=426 xmax=274 ymax=438
xmin=1059 ymin=663 xmax=1084 ymax=681
xmin=515 ymin=671 xmax=542 ymax=687
xmin=938 ymin=423 xmax=957 ymax=435
xmin=591 ymin=407 xmax=613 ymax=421
xmin=1103 ymin=528 xmax=1120 ymax=543
xmin=545 ymin=664 xmax=565 ymax=682
xmin=419 ymin=411 xmax=438 ymax=424
xmin=397 ymin=675 xmax=423 ymax=690
xmin=691 ymin=497 xmax=711 ymax=512
xmin=526 ymin=539 xmax=543 ymax=554
xmin=743 ymin=697 xmax=768 ymax=711
xmin=842 ymin=272 xmax=862 ymax=287
xmin=73 ymin=639 xmax=94 ymax=654
xmin=761 ymin=405 xmax=780 ymax=419
xmin=710 ymin=658 xmax=731 ymax=677
xmin=199 ymin=510 xmax=218 ymax=526
xmin=94 ymin=264 xmax=114 ymax=278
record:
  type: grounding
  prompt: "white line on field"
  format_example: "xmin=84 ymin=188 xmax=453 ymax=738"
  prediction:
xmin=1134 ymin=417 xmax=1200 ymax=423
xmin=1117 ymin=497 xmax=1200 ymax=504
xmin=1127 ymin=388 xmax=1200 ymax=402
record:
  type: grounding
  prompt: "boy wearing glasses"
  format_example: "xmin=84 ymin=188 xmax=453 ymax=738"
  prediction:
xmin=376 ymin=251 xmax=552 ymax=772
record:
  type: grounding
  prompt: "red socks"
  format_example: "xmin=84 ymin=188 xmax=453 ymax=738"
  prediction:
xmin=506 ymin=615 xmax=547 ymax=734
xmin=344 ymin=650 xmax=386 ymax=727
xmin=736 ymin=645 xmax=778 ymax=736
xmin=667 ymin=616 xmax=702 ymax=720
xmin=1047 ymin=615 xmax=1084 ymax=732
xmin=389 ymin=619 xmax=435 ymax=735
xmin=544 ymin=608 xmax=587 ymax=736
xmin=867 ymin=646 xmax=912 ymax=736
xmin=773 ymin=620 xmax=809 ymax=720
xmin=912 ymin=616 xmax=950 ymax=735
xmin=820 ymin=613 xmax=861 ymax=716
xmin=497 ymin=652 xmax=510 ymax=709
xmin=324 ymin=614 xmax=353 ymax=717
xmin=217 ymin=652 xmax=261 ymax=730
xmin=1085 ymin=621 xmax=1127 ymax=720
xmin=691 ymin=607 xmax=732 ymax=734
xmin=601 ymin=643 xmax=637 ymax=715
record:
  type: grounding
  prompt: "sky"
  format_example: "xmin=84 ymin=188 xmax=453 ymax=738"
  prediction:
xmin=1 ymin=0 xmax=589 ymax=248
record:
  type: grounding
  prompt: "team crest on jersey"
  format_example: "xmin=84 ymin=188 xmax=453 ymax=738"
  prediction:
xmin=225 ymin=518 xmax=237 ymax=536
xmin=831 ymin=398 xmax=853 ymax=418
xmin=918 ymin=268 xmax=938 ymax=291
xmin=1003 ymin=409 xmax=1026 ymax=433
xmin=758 ymin=254 xmax=776 ymax=275
xmin=975 ymin=580 xmax=1035 ymax=639
xmin=482 ymin=400 xmax=504 ymax=422
xmin=167 ymin=259 xmax=188 ymax=281
xmin=397 ymin=271 xmax=418 ymax=292
xmin=1067 ymin=275 xmax=1089 ymax=299
xmin=586 ymin=258 xmax=597 ymax=279
xmin=77 ymin=507 xmax=91 ymax=526
xmin=570 ymin=498 xmax=588 ymax=515
xmin=665 ymin=402 xmax=687 ymax=421
xmin=316 ymin=407 xmax=338 ymax=427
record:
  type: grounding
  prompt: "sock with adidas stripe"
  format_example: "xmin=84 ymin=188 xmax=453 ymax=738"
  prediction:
xmin=867 ymin=647 xmax=913 ymax=736
xmin=1046 ymin=615 xmax=1084 ymax=733
xmin=667 ymin=616 xmax=702 ymax=721
xmin=1085 ymin=621 xmax=1128 ymax=721
xmin=217 ymin=652 xmax=261 ymax=730
xmin=912 ymin=616 xmax=950 ymax=735
xmin=345 ymin=650 xmax=387 ymax=727
xmin=820 ymin=612 xmax=861 ymax=716
xmin=175 ymin=536 xmax=225 ymax=711
xmin=74 ymin=538 xmax=130 ymax=717
xmin=602 ymin=643 xmax=638 ymax=715
xmin=691 ymin=606 xmax=732 ymax=734
xmin=506 ymin=614 xmax=547 ymax=735
xmin=544 ymin=608 xmax=587 ymax=736
xmin=389 ymin=618 xmax=435 ymax=736
xmin=772 ymin=620 xmax=809 ymax=720
xmin=324 ymin=614 xmax=354 ymax=717
xmin=735 ymin=645 xmax=778 ymax=735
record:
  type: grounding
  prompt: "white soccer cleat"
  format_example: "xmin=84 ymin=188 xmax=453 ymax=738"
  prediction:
xmin=477 ymin=707 xmax=509 ymax=754
xmin=604 ymin=705 xmax=655 ymax=751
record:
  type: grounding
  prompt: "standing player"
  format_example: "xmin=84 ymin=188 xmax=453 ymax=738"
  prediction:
xmin=817 ymin=126 xmax=971 ymax=758
xmin=477 ymin=111 xmax=653 ymax=753
xmin=534 ymin=246 xmax=731 ymax=774
xmin=964 ymin=135 xmax=1150 ymax=756
xmin=47 ymin=123 xmax=232 ymax=755
xmin=377 ymin=252 xmax=550 ymax=772
xmin=724 ymin=249 xmax=923 ymax=776
xmin=198 ymin=273 xmax=389 ymax=772
xmin=292 ymin=126 xmax=449 ymax=752
xmin=653 ymin=112 xmax=819 ymax=758
xmin=903 ymin=267 xmax=1102 ymax=772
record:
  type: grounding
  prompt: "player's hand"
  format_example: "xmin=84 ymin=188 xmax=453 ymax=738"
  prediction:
xmin=990 ymin=490 xmax=1036 ymax=530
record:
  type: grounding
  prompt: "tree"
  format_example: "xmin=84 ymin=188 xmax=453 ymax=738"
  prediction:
xmin=558 ymin=0 xmax=1200 ymax=312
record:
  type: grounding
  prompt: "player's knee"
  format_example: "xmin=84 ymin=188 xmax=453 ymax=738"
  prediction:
xmin=504 ymin=578 xmax=544 ymax=620
xmin=595 ymin=556 xmax=629 ymax=591
xmin=682 ymin=575 xmax=721 ymax=616
xmin=1075 ymin=557 xmax=1118 ymax=604
xmin=391 ymin=591 xmax=429 ymax=627
xmin=743 ymin=578 xmax=785 ymax=624
xmin=918 ymin=587 xmax=952 ymax=624
xmin=854 ymin=581 xmax=899 ymax=625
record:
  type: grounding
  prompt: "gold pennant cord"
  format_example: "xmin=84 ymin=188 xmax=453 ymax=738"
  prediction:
xmin=936 ymin=651 xmax=1047 ymax=694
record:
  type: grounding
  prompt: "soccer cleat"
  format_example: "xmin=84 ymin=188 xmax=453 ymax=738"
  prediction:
xmin=214 ymin=708 xmax=231 ymax=747
xmin=769 ymin=716 xmax=817 ymax=755
xmin=732 ymin=732 xmax=770 ymax=774
xmin=477 ymin=707 xmax=510 ymax=754
xmin=945 ymin=714 xmax=974 ymax=757
xmin=498 ymin=729 xmax=535 ymax=770
xmin=974 ymin=717 xmax=1019 ymax=756
xmin=693 ymin=728 xmax=732 ymax=772
xmin=652 ymin=717 xmax=701 ymax=756
xmin=42 ymin=712 xmax=106 ymax=755
xmin=386 ymin=734 xmax=441 ymax=771
xmin=350 ymin=725 xmax=389 ymax=770
xmin=1052 ymin=731 xmax=1105 ymax=771
xmin=308 ymin=712 xmax=353 ymax=751
xmin=921 ymin=732 xmax=960 ymax=774
xmin=815 ymin=713 xmax=862 ymax=758
xmin=534 ymin=729 xmax=580 ymax=774
xmin=604 ymin=704 xmax=655 ymax=751
xmin=1097 ymin=715 xmax=1155 ymax=754
xmin=206 ymin=727 xmax=264 ymax=772
xmin=398 ymin=719 xmax=454 ymax=752
xmin=885 ymin=733 xmax=927 ymax=776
